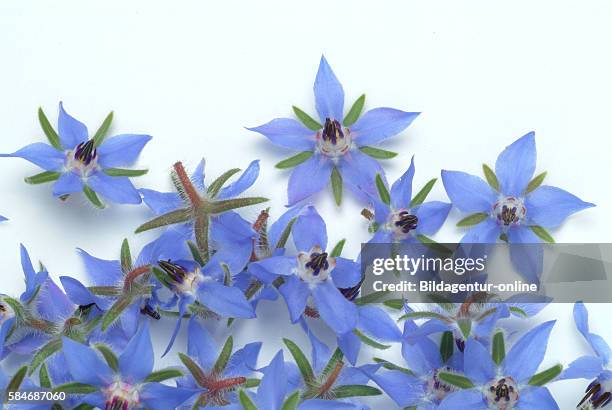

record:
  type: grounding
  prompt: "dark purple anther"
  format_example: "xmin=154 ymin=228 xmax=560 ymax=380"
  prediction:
xmin=395 ymin=211 xmax=418 ymax=233
xmin=305 ymin=252 xmax=329 ymax=276
xmin=322 ymin=118 xmax=344 ymax=145
xmin=158 ymin=260 xmax=188 ymax=284
xmin=74 ymin=139 xmax=97 ymax=165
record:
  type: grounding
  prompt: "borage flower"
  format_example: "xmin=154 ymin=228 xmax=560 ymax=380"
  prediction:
xmin=249 ymin=56 xmax=419 ymax=206
xmin=0 ymin=103 xmax=151 ymax=207
xmin=364 ymin=156 xmax=451 ymax=244
xmin=437 ymin=321 xmax=561 ymax=410
xmin=176 ymin=320 xmax=260 ymax=408
xmin=60 ymin=322 xmax=195 ymax=410
xmin=248 ymin=206 xmax=361 ymax=336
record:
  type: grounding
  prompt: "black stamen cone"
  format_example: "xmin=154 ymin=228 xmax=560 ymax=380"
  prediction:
xmin=158 ymin=260 xmax=188 ymax=284
xmin=74 ymin=139 xmax=97 ymax=165
xmin=305 ymin=252 xmax=329 ymax=276
xmin=322 ymin=118 xmax=344 ymax=145
xmin=395 ymin=211 xmax=418 ymax=233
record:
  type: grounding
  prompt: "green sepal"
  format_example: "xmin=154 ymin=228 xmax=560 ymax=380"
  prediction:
xmin=281 ymin=390 xmax=301 ymax=410
xmin=135 ymin=208 xmax=192 ymax=233
xmin=207 ymin=168 xmax=241 ymax=198
xmin=456 ymin=212 xmax=488 ymax=227
xmin=144 ymin=368 xmax=184 ymax=383
xmin=187 ymin=241 xmax=206 ymax=266
xmin=178 ymin=353 xmax=206 ymax=382
xmin=213 ymin=336 xmax=234 ymax=374
xmin=383 ymin=299 xmax=405 ymax=310
xmin=482 ymin=164 xmax=500 ymax=191
xmin=353 ymin=329 xmax=391 ymax=350
xmin=526 ymin=171 xmax=547 ymax=194
xmin=354 ymin=290 xmax=390 ymax=305
xmin=103 ymin=168 xmax=148 ymax=177
xmin=283 ymin=338 xmax=315 ymax=384
xmin=92 ymin=111 xmax=113 ymax=147
xmin=53 ymin=382 xmax=98 ymax=394
xmin=509 ymin=306 xmax=528 ymax=317
xmin=528 ymin=364 xmax=562 ymax=386
xmin=83 ymin=186 xmax=105 ymax=209
xmin=398 ymin=311 xmax=451 ymax=323
xmin=95 ymin=343 xmax=119 ymax=371
xmin=239 ymin=390 xmax=258 ymax=410
xmin=275 ymin=152 xmax=313 ymax=169
xmin=120 ymin=239 xmax=133 ymax=273
xmin=375 ymin=174 xmax=390 ymax=205
xmin=332 ymin=385 xmax=382 ymax=398
xmin=38 ymin=107 xmax=62 ymax=150
xmin=343 ymin=94 xmax=366 ymax=126
xmin=292 ymin=106 xmax=322 ymax=130
xmin=29 ymin=338 xmax=62 ymax=375
xmin=331 ymin=166 xmax=342 ymax=206
xmin=410 ymin=178 xmax=437 ymax=208
xmin=359 ymin=146 xmax=397 ymax=160
xmin=492 ymin=331 xmax=506 ymax=365
xmin=101 ymin=295 xmax=134 ymax=331
xmin=372 ymin=358 xmax=415 ymax=376
xmin=275 ymin=217 xmax=297 ymax=249
xmin=530 ymin=225 xmax=555 ymax=243
xmin=244 ymin=378 xmax=261 ymax=388
xmin=39 ymin=363 xmax=52 ymax=389
xmin=457 ymin=319 xmax=472 ymax=338
xmin=321 ymin=348 xmax=344 ymax=377
xmin=7 ymin=365 xmax=28 ymax=392
xmin=437 ymin=372 xmax=475 ymax=389
xmin=24 ymin=171 xmax=61 ymax=185
xmin=330 ymin=239 xmax=346 ymax=257
xmin=208 ymin=197 xmax=269 ymax=214
xmin=440 ymin=331 xmax=454 ymax=363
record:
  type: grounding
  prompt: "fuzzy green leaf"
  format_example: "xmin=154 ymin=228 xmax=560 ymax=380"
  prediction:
xmin=53 ymin=382 xmax=98 ymax=394
xmin=7 ymin=365 xmax=28 ymax=392
xmin=530 ymin=225 xmax=555 ymax=243
xmin=410 ymin=178 xmax=437 ymax=207
xmin=144 ymin=368 xmax=184 ymax=383
xmin=293 ymin=106 xmax=322 ymax=130
xmin=214 ymin=336 xmax=234 ymax=374
xmin=343 ymin=94 xmax=366 ymax=126
xmin=38 ymin=107 xmax=62 ymax=150
xmin=482 ymin=164 xmax=500 ymax=191
xmin=275 ymin=152 xmax=313 ymax=169
xmin=372 ymin=358 xmax=415 ymax=376
xmin=375 ymin=174 xmax=390 ymax=205
xmin=283 ymin=338 xmax=315 ymax=384
xmin=509 ymin=306 xmax=528 ymax=317
xmin=353 ymin=329 xmax=391 ymax=350
xmin=331 ymin=166 xmax=342 ymax=206
xmin=359 ymin=146 xmax=397 ymax=160
xmin=440 ymin=331 xmax=454 ymax=363
xmin=101 ymin=295 xmax=133 ymax=331
xmin=398 ymin=311 xmax=451 ymax=323
xmin=330 ymin=239 xmax=346 ymax=257
xmin=83 ymin=185 xmax=105 ymax=209
xmin=24 ymin=171 xmax=61 ymax=185
xmin=178 ymin=353 xmax=206 ymax=382
xmin=29 ymin=338 xmax=62 ymax=375
xmin=437 ymin=372 xmax=475 ymax=389
xmin=332 ymin=385 xmax=382 ymax=398
xmin=239 ymin=390 xmax=258 ymax=410
xmin=354 ymin=290 xmax=390 ymax=306
xmin=528 ymin=364 xmax=562 ymax=386
xmin=209 ymin=197 xmax=269 ymax=214
xmin=135 ymin=208 xmax=192 ymax=233
xmin=95 ymin=343 xmax=119 ymax=371
xmin=207 ymin=168 xmax=241 ymax=198
xmin=321 ymin=348 xmax=344 ymax=377
xmin=456 ymin=212 xmax=488 ymax=227
xmin=104 ymin=168 xmax=148 ymax=177
xmin=281 ymin=391 xmax=301 ymax=410
xmin=120 ymin=239 xmax=132 ymax=273
xmin=492 ymin=331 xmax=505 ymax=365
xmin=526 ymin=171 xmax=547 ymax=194
xmin=92 ymin=111 xmax=113 ymax=147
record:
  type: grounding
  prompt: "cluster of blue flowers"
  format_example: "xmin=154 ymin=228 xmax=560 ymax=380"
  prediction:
xmin=0 ymin=56 xmax=604 ymax=410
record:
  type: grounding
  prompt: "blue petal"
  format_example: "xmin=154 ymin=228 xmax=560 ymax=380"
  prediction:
xmin=36 ymin=277 xmax=74 ymax=321
xmin=508 ymin=227 xmax=543 ymax=283
xmin=187 ymin=319 xmax=218 ymax=370
xmin=140 ymin=189 xmax=182 ymax=215
xmin=438 ymin=390 xmax=486 ymax=410
xmin=390 ymin=157 xmax=415 ymax=209
xmin=351 ymin=108 xmax=419 ymax=146
xmin=278 ymin=275 xmax=310 ymax=323
xmin=97 ymin=134 xmax=151 ymax=168
xmin=20 ymin=244 xmax=37 ymax=294
xmin=191 ymin=159 xmax=206 ymax=191
xmin=287 ymin=154 xmax=333 ymax=206
xmin=0 ymin=318 xmax=15 ymax=358
xmin=60 ymin=276 xmax=109 ymax=310
xmin=401 ymin=336 xmax=441 ymax=375
xmin=197 ymin=281 xmax=256 ymax=318
xmin=206 ymin=212 xmax=255 ymax=275
xmin=139 ymin=383 xmax=196 ymax=410
xmin=358 ymin=306 xmax=402 ymax=342
xmin=0 ymin=143 xmax=64 ymax=171
xmin=292 ymin=206 xmax=327 ymax=252
xmin=52 ymin=172 xmax=83 ymax=197
xmin=311 ymin=280 xmax=357 ymax=335
xmin=227 ymin=342 xmax=262 ymax=376
xmin=502 ymin=320 xmax=555 ymax=383
xmin=525 ymin=185 xmax=595 ymax=229
xmin=298 ymin=400 xmax=358 ymax=410
xmin=88 ymin=173 xmax=142 ymax=204
xmin=337 ymin=149 xmax=384 ymax=200
xmin=77 ymin=248 xmax=123 ymax=286
xmin=331 ymin=257 xmax=361 ymax=289
xmin=256 ymin=350 xmax=286 ymax=410
xmin=495 ymin=132 xmax=536 ymax=196
xmin=574 ymin=302 xmax=611 ymax=364
xmin=363 ymin=368 xmax=424 ymax=408
xmin=217 ymin=160 xmax=260 ymax=199
xmin=58 ymin=102 xmax=89 ymax=149
xmin=305 ymin=327 xmax=331 ymax=372
xmin=161 ymin=297 xmax=190 ymax=357
xmin=560 ymin=355 xmax=604 ymax=380
xmin=119 ymin=322 xmax=154 ymax=383
xmin=371 ymin=196 xmax=391 ymax=225
xmin=460 ymin=218 xmax=500 ymax=243
xmin=62 ymin=337 xmax=113 ymax=386
xmin=247 ymin=119 xmax=316 ymax=150
xmin=517 ymin=386 xmax=559 ymax=410
xmin=314 ymin=55 xmax=344 ymax=122
xmin=268 ymin=205 xmax=304 ymax=249
xmin=413 ymin=201 xmax=452 ymax=236
xmin=441 ymin=170 xmax=497 ymax=213
xmin=250 ymin=256 xmax=297 ymax=283
xmin=464 ymin=339 xmax=496 ymax=384
xmin=337 ymin=331 xmax=361 ymax=365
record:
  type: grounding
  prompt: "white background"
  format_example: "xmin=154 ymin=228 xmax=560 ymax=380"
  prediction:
xmin=1 ymin=1 xmax=611 ymax=408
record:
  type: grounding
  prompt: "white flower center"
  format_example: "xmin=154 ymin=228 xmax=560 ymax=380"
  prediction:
xmin=104 ymin=380 xmax=140 ymax=410
xmin=296 ymin=246 xmax=336 ymax=286
xmin=484 ymin=376 xmax=519 ymax=409
xmin=316 ymin=118 xmax=352 ymax=160
xmin=492 ymin=196 xmax=526 ymax=227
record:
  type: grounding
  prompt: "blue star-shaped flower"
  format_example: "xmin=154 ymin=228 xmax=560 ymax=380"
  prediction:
xmin=0 ymin=102 xmax=151 ymax=207
xmin=249 ymin=56 xmax=420 ymax=205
